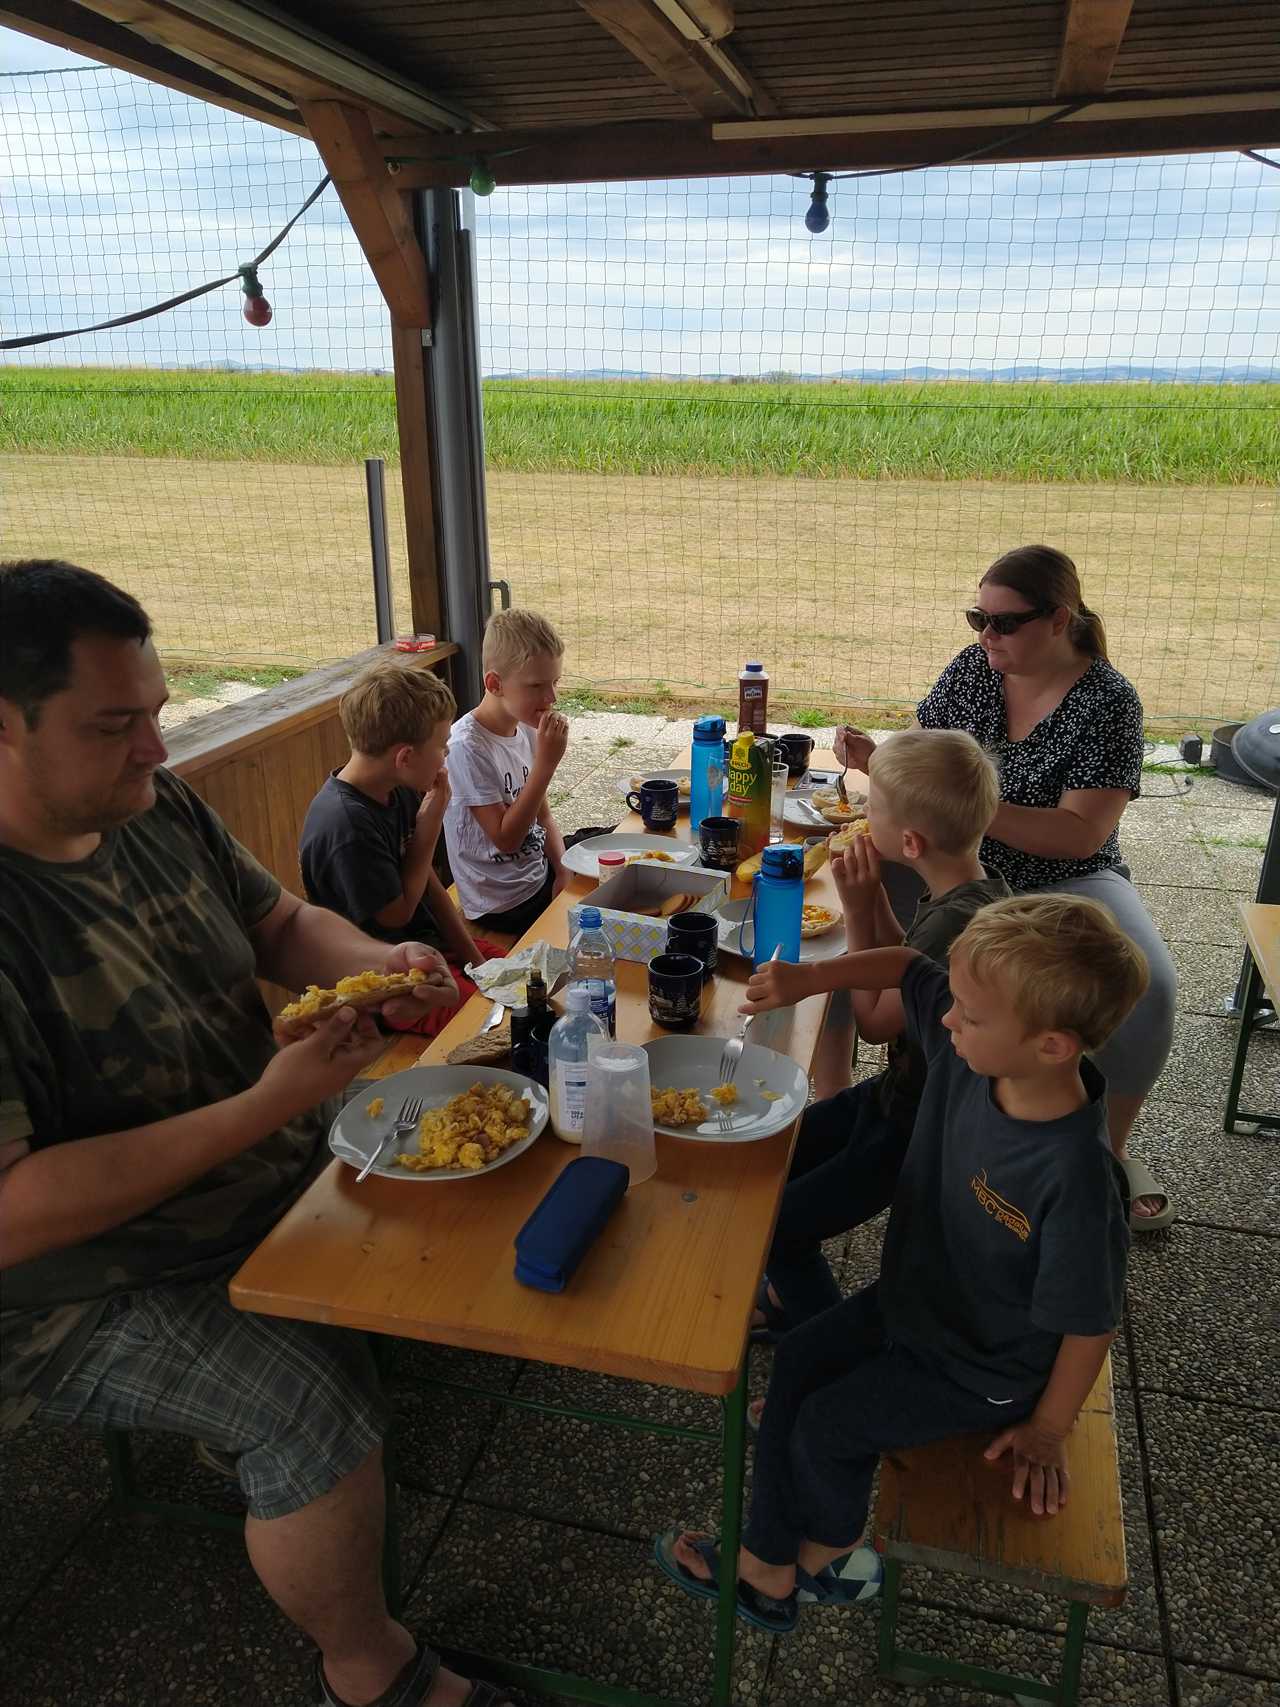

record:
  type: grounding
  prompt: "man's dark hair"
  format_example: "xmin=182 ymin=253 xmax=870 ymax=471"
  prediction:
xmin=0 ymin=560 xmax=152 ymax=727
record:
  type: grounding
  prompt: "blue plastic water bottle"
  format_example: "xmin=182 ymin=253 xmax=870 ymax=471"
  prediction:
xmin=742 ymin=843 xmax=804 ymax=966
xmin=689 ymin=715 xmax=726 ymax=832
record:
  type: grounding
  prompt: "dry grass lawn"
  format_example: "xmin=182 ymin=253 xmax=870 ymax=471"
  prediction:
xmin=5 ymin=454 xmax=1276 ymax=721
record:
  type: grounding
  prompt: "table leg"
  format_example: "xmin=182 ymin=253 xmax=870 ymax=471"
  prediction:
xmin=1224 ymin=952 xmax=1261 ymax=1132
xmin=713 ymin=1362 xmax=749 ymax=1707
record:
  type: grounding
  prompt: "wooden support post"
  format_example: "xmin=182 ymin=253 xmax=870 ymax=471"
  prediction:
xmin=300 ymin=99 xmax=432 ymax=327
xmin=390 ymin=321 xmax=444 ymax=641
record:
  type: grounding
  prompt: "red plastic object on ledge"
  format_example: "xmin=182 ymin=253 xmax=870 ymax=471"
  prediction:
xmin=394 ymin=635 xmax=437 ymax=652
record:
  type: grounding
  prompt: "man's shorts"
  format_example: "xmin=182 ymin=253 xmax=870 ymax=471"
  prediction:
xmin=31 ymin=1280 xmax=387 ymax=1520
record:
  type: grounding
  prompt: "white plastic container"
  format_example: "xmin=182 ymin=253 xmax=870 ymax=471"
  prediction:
xmin=582 ymin=1040 xmax=657 ymax=1187
xmin=548 ymin=987 xmax=608 ymax=1144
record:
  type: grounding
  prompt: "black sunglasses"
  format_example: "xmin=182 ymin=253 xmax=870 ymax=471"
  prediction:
xmin=964 ymin=605 xmax=1052 ymax=637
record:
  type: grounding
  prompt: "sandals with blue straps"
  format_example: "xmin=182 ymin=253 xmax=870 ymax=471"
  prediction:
xmin=653 ymin=1530 xmax=798 ymax=1634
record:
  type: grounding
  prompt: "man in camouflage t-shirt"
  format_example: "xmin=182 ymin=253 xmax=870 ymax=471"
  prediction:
xmin=0 ymin=562 xmax=514 ymax=1707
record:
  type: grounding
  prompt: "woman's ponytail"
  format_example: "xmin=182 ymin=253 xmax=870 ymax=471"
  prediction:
xmin=1070 ymin=602 xmax=1108 ymax=661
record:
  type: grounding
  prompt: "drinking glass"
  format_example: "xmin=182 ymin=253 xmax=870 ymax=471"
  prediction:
xmin=771 ymin=760 xmax=789 ymax=843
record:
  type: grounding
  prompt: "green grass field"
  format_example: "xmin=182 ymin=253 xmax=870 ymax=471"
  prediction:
xmin=3 ymin=366 xmax=1277 ymax=483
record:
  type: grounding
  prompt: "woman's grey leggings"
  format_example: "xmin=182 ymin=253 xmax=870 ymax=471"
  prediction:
xmin=1033 ymin=868 xmax=1177 ymax=1101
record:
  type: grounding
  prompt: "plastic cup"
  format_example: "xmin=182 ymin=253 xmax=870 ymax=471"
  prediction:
xmin=582 ymin=1039 xmax=656 ymax=1187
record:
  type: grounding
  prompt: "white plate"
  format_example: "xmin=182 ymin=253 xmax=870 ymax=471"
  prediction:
xmin=643 ymin=1035 xmax=810 ymax=1142
xmin=617 ymin=768 xmax=692 ymax=811
xmin=714 ymin=899 xmax=847 ymax=964
xmin=783 ymin=795 xmax=833 ymax=830
xmin=562 ymin=831 xmax=701 ymax=879
xmin=330 ymin=1065 xmax=548 ymax=1181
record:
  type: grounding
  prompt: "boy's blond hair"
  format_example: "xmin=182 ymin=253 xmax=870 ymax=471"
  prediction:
xmin=868 ymin=729 xmax=998 ymax=854
xmin=482 ymin=608 xmax=564 ymax=678
xmin=339 ymin=659 xmax=455 ymax=755
xmin=951 ymin=894 xmax=1149 ymax=1052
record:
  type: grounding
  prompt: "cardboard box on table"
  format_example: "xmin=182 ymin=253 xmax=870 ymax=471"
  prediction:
xmin=568 ymin=863 xmax=730 ymax=964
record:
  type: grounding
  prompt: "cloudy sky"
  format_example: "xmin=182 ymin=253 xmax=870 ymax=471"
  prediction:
xmin=2 ymin=24 xmax=1277 ymax=377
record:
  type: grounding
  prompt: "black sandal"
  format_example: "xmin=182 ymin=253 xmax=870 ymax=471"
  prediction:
xmin=748 ymin=1277 xmax=792 ymax=1345
xmin=316 ymin=1643 xmax=513 ymax=1707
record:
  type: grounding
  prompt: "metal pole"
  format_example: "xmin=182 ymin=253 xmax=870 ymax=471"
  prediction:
xmin=365 ymin=456 xmax=395 ymax=643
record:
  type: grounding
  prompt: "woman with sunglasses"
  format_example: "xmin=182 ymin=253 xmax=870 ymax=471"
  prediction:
xmin=836 ymin=543 xmax=1176 ymax=1231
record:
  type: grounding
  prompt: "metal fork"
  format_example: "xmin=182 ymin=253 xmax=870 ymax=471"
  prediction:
xmin=356 ymin=1095 xmax=422 ymax=1182
xmin=718 ymin=946 xmax=782 ymax=1087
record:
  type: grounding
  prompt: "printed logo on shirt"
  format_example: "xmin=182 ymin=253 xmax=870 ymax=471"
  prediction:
xmin=969 ymin=1169 xmax=1031 ymax=1242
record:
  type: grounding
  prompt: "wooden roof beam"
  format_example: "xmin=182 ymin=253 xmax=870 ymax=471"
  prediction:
xmin=300 ymin=101 xmax=430 ymax=328
xmin=384 ymin=93 xmax=1280 ymax=189
xmin=0 ymin=0 xmax=306 ymax=131
xmin=577 ymin=1 xmax=774 ymax=118
xmin=1055 ymin=0 xmax=1135 ymax=97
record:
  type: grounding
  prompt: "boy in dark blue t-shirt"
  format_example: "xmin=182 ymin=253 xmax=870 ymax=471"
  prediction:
xmin=300 ymin=659 xmax=502 ymax=1039
xmin=657 ymin=894 xmax=1149 ymax=1631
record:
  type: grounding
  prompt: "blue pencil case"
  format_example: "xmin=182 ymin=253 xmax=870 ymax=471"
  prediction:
xmin=514 ymin=1155 xmax=629 ymax=1293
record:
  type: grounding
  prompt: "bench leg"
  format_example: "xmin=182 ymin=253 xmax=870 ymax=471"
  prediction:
xmin=876 ymin=1556 xmax=1092 ymax=1706
xmin=1056 ymin=1600 xmax=1089 ymax=1707
xmin=1224 ymin=954 xmax=1280 ymax=1133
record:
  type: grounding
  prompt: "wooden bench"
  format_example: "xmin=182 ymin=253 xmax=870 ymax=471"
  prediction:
xmin=1224 ymin=902 xmax=1280 ymax=1134
xmin=872 ymin=1355 xmax=1125 ymax=1707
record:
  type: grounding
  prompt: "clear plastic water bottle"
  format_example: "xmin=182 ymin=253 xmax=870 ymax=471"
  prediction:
xmin=548 ymin=987 xmax=608 ymax=1144
xmin=689 ymin=714 xmax=726 ymax=833
xmin=568 ymin=905 xmax=617 ymax=1037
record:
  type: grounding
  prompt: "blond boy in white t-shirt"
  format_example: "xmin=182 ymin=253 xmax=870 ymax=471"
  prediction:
xmin=444 ymin=609 xmax=570 ymax=934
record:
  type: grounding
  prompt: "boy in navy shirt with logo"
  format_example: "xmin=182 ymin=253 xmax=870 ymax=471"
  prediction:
xmin=657 ymin=893 xmax=1148 ymax=1629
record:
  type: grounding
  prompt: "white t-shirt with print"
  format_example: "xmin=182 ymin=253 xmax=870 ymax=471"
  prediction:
xmin=444 ymin=711 xmax=548 ymax=918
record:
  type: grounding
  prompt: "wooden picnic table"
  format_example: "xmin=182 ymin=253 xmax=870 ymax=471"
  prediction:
xmin=229 ymin=750 xmax=862 ymax=1707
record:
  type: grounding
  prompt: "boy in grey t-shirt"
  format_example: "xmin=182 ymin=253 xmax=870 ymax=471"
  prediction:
xmin=755 ymin=730 xmax=1009 ymax=1336
xmin=658 ymin=894 xmax=1148 ymax=1629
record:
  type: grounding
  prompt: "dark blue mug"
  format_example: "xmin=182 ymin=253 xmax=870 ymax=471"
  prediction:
xmin=626 ymin=778 xmax=679 ymax=830
xmin=648 ymin=952 xmax=704 ymax=1030
xmin=666 ymin=911 xmax=718 ymax=983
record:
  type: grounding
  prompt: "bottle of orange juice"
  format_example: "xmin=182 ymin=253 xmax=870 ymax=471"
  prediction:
xmin=726 ymin=732 xmax=772 ymax=856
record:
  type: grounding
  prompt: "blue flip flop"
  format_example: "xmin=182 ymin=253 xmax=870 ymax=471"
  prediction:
xmin=794 ymin=1545 xmax=883 ymax=1606
xmin=653 ymin=1530 xmax=798 ymax=1634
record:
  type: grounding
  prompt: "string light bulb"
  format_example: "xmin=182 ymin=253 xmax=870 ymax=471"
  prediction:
xmin=238 ymin=263 xmax=272 ymax=327
xmin=804 ymin=171 xmax=832 ymax=235
xmin=469 ymin=161 xmax=496 ymax=197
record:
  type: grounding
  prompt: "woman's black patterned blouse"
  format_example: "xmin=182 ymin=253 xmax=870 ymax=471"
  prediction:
xmin=916 ymin=644 xmax=1144 ymax=890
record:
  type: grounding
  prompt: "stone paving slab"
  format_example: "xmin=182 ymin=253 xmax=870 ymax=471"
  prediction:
xmin=4 ymin=1489 xmax=446 ymax=1707
xmin=1177 ymin=1663 xmax=1280 ymax=1705
xmin=1126 ymin=1229 xmax=1280 ymax=1410
xmin=1136 ymin=884 xmax=1255 ymax=949
xmin=1142 ymin=1395 xmax=1280 ymax=1679
xmin=405 ymin=1499 xmax=775 ymax=1707
xmin=766 ymin=1600 xmax=1173 ymax=1707
xmin=465 ymin=1393 xmax=725 ymax=1542
xmin=0 ymin=1422 xmax=110 ymax=1629
xmin=1128 ymin=1098 xmax=1280 ymax=1234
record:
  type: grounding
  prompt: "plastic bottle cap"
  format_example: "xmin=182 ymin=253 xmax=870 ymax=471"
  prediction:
xmin=565 ymin=986 xmax=592 ymax=1011
xmin=744 ymin=662 xmax=764 ymax=673
xmin=578 ymin=906 xmax=603 ymax=928
xmin=694 ymin=715 xmax=726 ymax=739
xmin=761 ymin=844 xmax=804 ymax=878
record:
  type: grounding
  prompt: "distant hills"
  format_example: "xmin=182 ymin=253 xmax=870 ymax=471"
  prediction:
xmin=490 ymin=364 xmax=1280 ymax=384
xmin=163 ymin=360 xmax=1280 ymax=384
